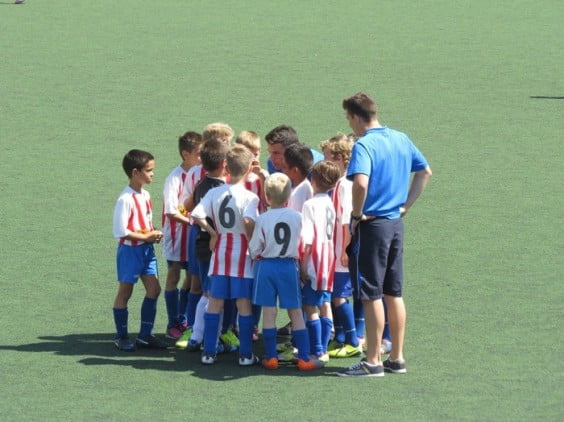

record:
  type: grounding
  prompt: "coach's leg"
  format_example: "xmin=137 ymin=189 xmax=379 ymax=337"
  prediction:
xmin=362 ymin=298 xmax=385 ymax=365
xmin=384 ymin=295 xmax=405 ymax=361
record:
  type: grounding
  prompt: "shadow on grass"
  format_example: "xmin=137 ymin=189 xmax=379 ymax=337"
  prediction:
xmin=0 ymin=333 xmax=340 ymax=380
xmin=530 ymin=96 xmax=564 ymax=99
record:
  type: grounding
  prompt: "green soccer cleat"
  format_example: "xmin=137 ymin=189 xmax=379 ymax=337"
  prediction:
xmin=328 ymin=344 xmax=362 ymax=358
xmin=175 ymin=328 xmax=193 ymax=349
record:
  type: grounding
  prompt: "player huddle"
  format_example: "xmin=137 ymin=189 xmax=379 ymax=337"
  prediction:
xmin=111 ymin=123 xmax=369 ymax=372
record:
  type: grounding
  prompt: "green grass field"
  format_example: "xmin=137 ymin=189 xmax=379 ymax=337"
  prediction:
xmin=1 ymin=1 xmax=563 ymax=420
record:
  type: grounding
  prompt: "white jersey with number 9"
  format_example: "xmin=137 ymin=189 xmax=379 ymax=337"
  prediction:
xmin=249 ymin=208 xmax=302 ymax=260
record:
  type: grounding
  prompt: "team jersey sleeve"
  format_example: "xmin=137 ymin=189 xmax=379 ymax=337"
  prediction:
xmin=112 ymin=195 xmax=132 ymax=239
xmin=162 ymin=173 xmax=180 ymax=215
xmin=191 ymin=190 xmax=212 ymax=220
xmin=346 ymin=143 xmax=371 ymax=180
xmin=243 ymin=195 xmax=260 ymax=221
xmin=301 ymin=202 xmax=315 ymax=246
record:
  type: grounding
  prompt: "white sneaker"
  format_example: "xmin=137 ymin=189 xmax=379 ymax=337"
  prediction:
xmin=201 ymin=353 xmax=217 ymax=365
xmin=238 ymin=354 xmax=260 ymax=366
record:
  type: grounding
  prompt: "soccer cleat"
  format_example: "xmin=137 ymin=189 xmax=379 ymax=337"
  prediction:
xmin=328 ymin=344 xmax=362 ymax=358
xmin=114 ymin=337 xmax=135 ymax=352
xmin=166 ymin=325 xmax=184 ymax=340
xmin=135 ymin=335 xmax=168 ymax=349
xmin=297 ymin=358 xmax=325 ymax=371
xmin=327 ymin=340 xmax=341 ymax=352
xmin=277 ymin=349 xmax=297 ymax=363
xmin=383 ymin=358 xmax=407 ymax=374
xmin=317 ymin=353 xmax=330 ymax=363
xmin=201 ymin=353 xmax=217 ymax=365
xmin=381 ymin=339 xmax=392 ymax=355
xmin=262 ymin=357 xmax=279 ymax=370
xmin=220 ymin=330 xmax=240 ymax=351
xmin=175 ymin=327 xmax=192 ymax=349
xmin=336 ymin=359 xmax=384 ymax=377
xmin=186 ymin=338 xmax=202 ymax=352
xmin=276 ymin=341 xmax=296 ymax=353
xmin=277 ymin=322 xmax=292 ymax=336
xmin=239 ymin=354 xmax=260 ymax=366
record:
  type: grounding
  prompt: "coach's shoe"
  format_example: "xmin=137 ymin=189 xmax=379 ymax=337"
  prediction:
xmin=114 ymin=337 xmax=135 ymax=352
xmin=297 ymin=358 xmax=325 ymax=371
xmin=166 ymin=325 xmax=184 ymax=340
xmin=381 ymin=339 xmax=392 ymax=355
xmin=175 ymin=327 xmax=193 ymax=349
xmin=220 ymin=330 xmax=240 ymax=351
xmin=337 ymin=359 xmax=384 ymax=377
xmin=383 ymin=358 xmax=407 ymax=374
xmin=201 ymin=353 xmax=217 ymax=365
xmin=328 ymin=344 xmax=362 ymax=358
xmin=135 ymin=335 xmax=168 ymax=349
xmin=262 ymin=357 xmax=279 ymax=370
xmin=239 ymin=353 xmax=260 ymax=367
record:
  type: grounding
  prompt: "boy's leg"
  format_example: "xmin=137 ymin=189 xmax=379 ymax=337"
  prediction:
xmin=113 ymin=282 xmax=134 ymax=349
xmin=261 ymin=306 xmax=277 ymax=359
xmin=353 ymin=296 xmax=365 ymax=344
xmin=236 ymin=298 xmax=254 ymax=360
xmin=203 ymin=297 xmax=224 ymax=357
xmin=164 ymin=262 xmax=181 ymax=336
xmin=190 ymin=294 xmax=208 ymax=343
xmin=335 ymin=299 xmax=359 ymax=347
xmin=319 ymin=301 xmax=333 ymax=354
xmin=177 ymin=272 xmax=191 ymax=326
xmin=331 ymin=300 xmax=345 ymax=344
xmin=288 ymin=308 xmax=309 ymax=360
xmin=187 ymin=274 xmax=202 ymax=327
xmin=136 ymin=275 xmax=167 ymax=348
xmin=304 ymin=304 xmax=322 ymax=356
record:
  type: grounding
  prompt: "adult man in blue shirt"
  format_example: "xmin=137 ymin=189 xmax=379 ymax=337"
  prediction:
xmin=337 ymin=92 xmax=432 ymax=377
xmin=265 ymin=125 xmax=324 ymax=174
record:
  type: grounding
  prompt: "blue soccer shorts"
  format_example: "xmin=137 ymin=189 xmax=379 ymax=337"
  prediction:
xmin=331 ymin=271 xmax=353 ymax=298
xmin=187 ymin=224 xmax=200 ymax=276
xmin=209 ymin=275 xmax=253 ymax=300
xmin=302 ymin=280 xmax=331 ymax=307
xmin=252 ymin=258 xmax=302 ymax=309
xmin=116 ymin=243 xmax=158 ymax=283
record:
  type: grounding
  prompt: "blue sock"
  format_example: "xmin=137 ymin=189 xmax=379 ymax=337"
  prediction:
xmin=252 ymin=304 xmax=262 ymax=327
xmin=262 ymin=327 xmax=277 ymax=359
xmin=353 ymin=297 xmax=365 ymax=337
xmin=320 ymin=317 xmax=333 ymax=353
xmin=333 ymin=304 xmax=346 ymax=344
xmin=164 ymin=289 xmax=179 ymax=329
xmin=382 ymin=299 xmax=391 ymax=341
xmin=139 ymin=297 xmax=157 ymax=339
xmin=306 ymin=319 xmax=322 ymax=356
xmin=238 ymin=314 xmax=254 ymax=358
xmin=293 ymin=328 xmax=310 ymax=361
xmin=178 ymin=289 xmax=189 ymax=325
xmin=113 ymin=307 xmax=128 ymax=339
xmin=223 ymin=299 xmax=235 ymax=333
xmin=186 ymin=292 xmax=201 ymax=327
xmin=203 ymin=312 xmax=220 ymax=355
xmin=337 ymin=302 xmax=358 ymax=347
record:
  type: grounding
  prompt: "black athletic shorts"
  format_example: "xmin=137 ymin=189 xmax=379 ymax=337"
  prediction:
xmin=347 ymin=218 xmax=404 ymax=300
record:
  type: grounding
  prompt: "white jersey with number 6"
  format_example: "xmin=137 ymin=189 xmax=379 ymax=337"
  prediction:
xmin=191 ymin=183 xmax=259 ymax=278
xmin=301 ymin=193 xmax=336 ymax=291
xmin=249 ymin=208 xmax=302 ymax=260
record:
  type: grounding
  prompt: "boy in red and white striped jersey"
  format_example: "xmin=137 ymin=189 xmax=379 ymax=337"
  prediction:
xmin=235 ymin=130 xmax=269 ymax=214
xmin=112 ymin=149 xmax=167 ymax=351
xmin=161 ymin=131 xmax=204 ymax=340
xmin=300 ymin=161 xmax=341 ymax=361
xmin=191 ymin=145 xmax=260 ymax=366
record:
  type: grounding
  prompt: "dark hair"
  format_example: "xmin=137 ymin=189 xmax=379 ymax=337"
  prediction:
xmin=342 ymin=92 xmax=377 ymax=123
xmin=265 ymin=125 xmax=299 ymax=147
xmin=122 ymin=149 xmax=154 ymax=178
xmin=284 ymin=143 xmax=313 ymax=177
xmin=200 ymin=138 xmax=228 ymax=172
xmin=311 ymin=160 xmax=341 ymax=193
xmin=178 ymin=131 xmax=203 ymax=154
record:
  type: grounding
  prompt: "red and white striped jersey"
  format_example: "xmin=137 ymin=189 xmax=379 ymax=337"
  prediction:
xmin=191 ymin=183 xmax=259 ymax=278
xmin=301 ymin=193 xmax=336 ymax=291
xmin=287 ymin=179 xmax=313 ymax=213
xmin=180 ymin=164 xmax=206 ymax=205
xmin=249 ymin=208 xmax=302 ymax=260
xmin=161 ymin=165 xmax=190 ymax=261
xmin=332 ymin=176 xmax=353 ymax=273
xmin=113 ymin=186 xmax=155 ymax=246
xmin=244 ymin=169 xmax=269 ymax=213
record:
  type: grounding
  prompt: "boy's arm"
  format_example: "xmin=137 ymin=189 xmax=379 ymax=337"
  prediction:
xmin=300 ymin=244 xmax=312 ymax=281
xmin=243 ymin=217 xmax=255 ymax=241
xmin=340 ymin=225 xmax=350 ymax=267
xmin=122 ymin=230 xmax=163 ymax=244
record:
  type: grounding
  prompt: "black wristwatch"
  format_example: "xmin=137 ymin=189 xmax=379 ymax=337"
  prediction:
xmin=351 ymin=213 xmax=362 ymax=221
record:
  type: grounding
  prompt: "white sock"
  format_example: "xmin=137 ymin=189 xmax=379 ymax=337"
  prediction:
xmin=191 ymin=296 xmax=209 ymax=342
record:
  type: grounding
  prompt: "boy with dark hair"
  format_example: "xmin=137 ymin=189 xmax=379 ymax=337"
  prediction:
xmin=191 ymin=145 xmax=260 ymax=366
xmin=283 ymin=143 xmax=314 ymax=213
xmin=112 ymin=149 xmax=167 ymax=351
xmin=300 ymin=161 xmax=341 ymax=361
xmin=162 ymin=131 xmax=203 ymax=340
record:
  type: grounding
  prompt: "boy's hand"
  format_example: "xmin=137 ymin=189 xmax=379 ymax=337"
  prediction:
xmin=251 ymin=161 xmax=263 ymax=176
xmin=340 ymin=251 xmax=349 ymax=267
xmin=146 ymin=230 xmax=163 ymax=243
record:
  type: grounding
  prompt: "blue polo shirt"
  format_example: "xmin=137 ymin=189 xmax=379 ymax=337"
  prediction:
xmin=346 ymin=127 xmax=428 ymax=219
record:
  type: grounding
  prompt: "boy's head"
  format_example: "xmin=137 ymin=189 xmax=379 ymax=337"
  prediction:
xmin=178 ymin=131 xmax=204 ymax=165
xmin=320 ymin=133 xmax=354 ymax=172
xmin=203 ymin=122 xmax=234 ymax=145
xmin=264 ymin=173 xmax=292 ymax=206
xmin=265 ymin=125 xmax=299 ymax=170
xmin=235 ymin=130 xmax=261 ymax=161
xmin=200 ymin=138 xmax=229 ymax=173
xmin=283 ymin=143 xmax=313 ymax=183
xmin=122 ymin=149 xmax=155 ymax=180
xmin=226 ymin=144 xmax=254 ymax=181
xmin=310 ymin=160 xmax=341 ymax=194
